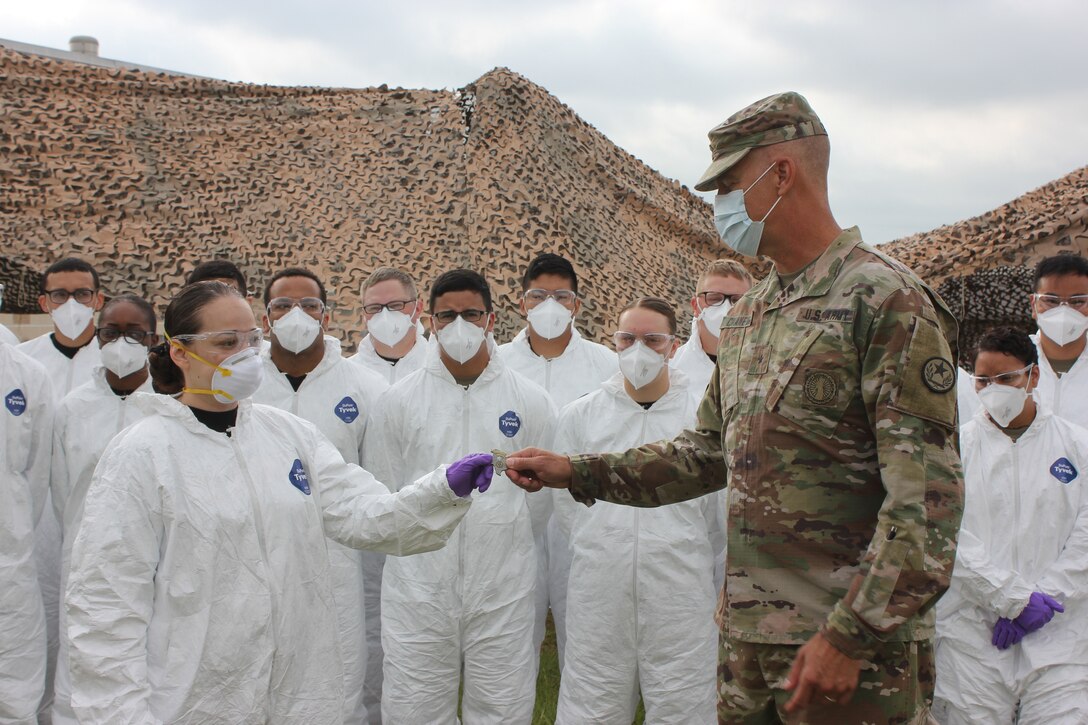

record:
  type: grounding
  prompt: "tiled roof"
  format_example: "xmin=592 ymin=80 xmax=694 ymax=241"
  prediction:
xmin=0 ymin=45 xmax=735 ymax=347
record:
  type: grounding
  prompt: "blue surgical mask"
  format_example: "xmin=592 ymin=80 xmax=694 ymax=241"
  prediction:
xmin=713 ymin=163 xmax=782 ymax=257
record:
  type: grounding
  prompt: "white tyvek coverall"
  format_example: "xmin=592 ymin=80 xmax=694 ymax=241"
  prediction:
xmin=955 ymin=367 xmax=981 ymax=427
xmin=364 ymin=343 xmax=557 ymax=724
xmin=659 ymin=329 xmax=728 ymax=596
xmin=0 ymin=323 xmax=18 ymax=346
xmin=935 ymin=407 xmax=1088 ymax=724
xmin=669 ymin=325 xmax=716 ymax=412
xmin=497 ymin=326 xmax=616 ymax=664
xmin=253 ymin=338 xmax=389 ymax=725
xmin=349 ymin=326 xmax=429 ymax=385
xmin=552 ymin=369 xmax=722 ymax=724
xmin=65 ymin=394 xmax=471 ymax=724
xmin=0 ymin=342 xmax=52 ymax=724
xmin=348 ymin=327 xmax=428 ymax=724
xmin=1032 ymin=333 xmax=1088 ymax=428
xmin=50 ymin=367 xmax=155 ymax=725
xmin=17 ymin=334 xmax=101 ymax=403
xmin=18 ymin=333 xmax=100 ymax=721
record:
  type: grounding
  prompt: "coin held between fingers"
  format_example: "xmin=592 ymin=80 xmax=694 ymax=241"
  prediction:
xmin=491 ymin=449 xmax=507 ymax=476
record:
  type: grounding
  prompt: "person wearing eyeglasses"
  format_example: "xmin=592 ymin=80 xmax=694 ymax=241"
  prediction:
xmin=933 ymin=326 xmax=1088 ymax=724
xmin=364 ymin=269 xmax=558 ymax=724
xmin=497 ymin=252 xmax=618 ymax=668
xmin=47 ymin=293 xmax=158 ymax=725
xmin=1028 ymin=255 xmax=1088 ymax=427
xmin=0 ymin=324 xmax=53 ymax=723
xmin=252 ymin=267 xmax=390 ymax=725
xmin=351 ymin=267 xmax=429 ymax=385
xmin=64 ymin=281 xmax=490 ymax=724
xmin=346 ymin=266 xmax=428 ymax=724
xmin=19 ymin=258 xmax=105 ymax=400
xmin=672 ymin=259 xmax=754 ymax=411
xmin=18 ymin=256 xmax=104 ymax=720
xmin=551 ymin=297 xmax=723 ymax=724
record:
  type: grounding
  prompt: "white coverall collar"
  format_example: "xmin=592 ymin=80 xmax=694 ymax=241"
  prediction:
xmin=509 ymin=325 xmax=589 ymax=360
xmin=425 ymin=333 xmax=505 ymax=387
xmin=90 ymin=364 xmax=156 ymax=395
xmin=261 ymin=336 xmax=344 ymax=386
xmin=602 ymin=366 xmax=691 ymax=411
xmin=130 ymin=391 xmax=253 ymax=438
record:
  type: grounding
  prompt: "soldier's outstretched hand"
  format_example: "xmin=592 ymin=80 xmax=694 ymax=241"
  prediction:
xmin=505 ymin=448 xmax=573 ymax=492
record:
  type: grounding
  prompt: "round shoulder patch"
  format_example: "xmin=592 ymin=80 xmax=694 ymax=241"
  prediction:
xmin=922 ymin=357 xmax=955 ymax=393
xmin=803 ymin=371 xmax=838 ymax=405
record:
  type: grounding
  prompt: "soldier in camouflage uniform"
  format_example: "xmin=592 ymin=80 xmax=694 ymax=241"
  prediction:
xmin=506 ymin=91 xmax=964 ymax=724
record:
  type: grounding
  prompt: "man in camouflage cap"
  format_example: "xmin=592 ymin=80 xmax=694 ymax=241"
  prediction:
xmin=505 ymin=90 xmax=963 ymax=724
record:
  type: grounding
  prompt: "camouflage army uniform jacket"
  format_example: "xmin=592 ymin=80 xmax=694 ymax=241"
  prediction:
xmin=568 ymin=227 xmax=964 ymax=660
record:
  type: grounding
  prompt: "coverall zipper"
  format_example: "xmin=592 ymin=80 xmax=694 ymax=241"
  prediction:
xmin=229 ymin=433 xmax=280 ymax=705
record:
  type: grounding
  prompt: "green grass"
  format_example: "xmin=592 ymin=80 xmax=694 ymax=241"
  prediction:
xmin=532 ymin=615 xmax=645 ymax=725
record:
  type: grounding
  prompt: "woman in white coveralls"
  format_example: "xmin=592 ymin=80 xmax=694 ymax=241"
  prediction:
xmin=64 ymin=281 xmax=493 ymax=724
xmin=553 ymin=297 xmax=724 ymax=724
xmin=935 ymin=326 xmax=1088 ymax=724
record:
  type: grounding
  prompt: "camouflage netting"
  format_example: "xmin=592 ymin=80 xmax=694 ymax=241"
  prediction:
xmin=0 ymin=256 xmax=40 ymax=312
xmin=0 ymin=46 xmax=746 ymax=349
xmin=885 ymin=167 xmax=1087 ymax=368
xmin=937 ymin=266 xmax=1036 ymax=370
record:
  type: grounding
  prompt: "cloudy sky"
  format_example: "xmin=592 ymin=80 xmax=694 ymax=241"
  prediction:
xmin=6 ymin=0 xmax=1087 ymax=244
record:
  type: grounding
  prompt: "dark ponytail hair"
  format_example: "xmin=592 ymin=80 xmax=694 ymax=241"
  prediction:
xmin=148 ymin=282 xmax=242 ymax=394
xmin=619 ymin=296 xmax=679 ymax=334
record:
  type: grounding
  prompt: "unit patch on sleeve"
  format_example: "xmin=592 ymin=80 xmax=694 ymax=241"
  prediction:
xmin=922 ymin=357 xmax=956 ymax=394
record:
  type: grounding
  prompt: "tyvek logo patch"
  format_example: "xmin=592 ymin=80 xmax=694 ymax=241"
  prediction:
xmin=289 ymin=458 xmax=312 ymax=495
xmin=499 ymin=410 xmax=522 ymax=438
xmin=1050 ymin=458 xmax=1078 ymax=484
xmin=5 ymin=388 xmax=26 ymax=416
xmin=335 ymin=396 xmax=360 ymax=424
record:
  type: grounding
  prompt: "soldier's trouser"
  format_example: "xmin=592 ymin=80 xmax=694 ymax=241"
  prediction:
xmin=718 ymin=633 xmax=936 ymax=725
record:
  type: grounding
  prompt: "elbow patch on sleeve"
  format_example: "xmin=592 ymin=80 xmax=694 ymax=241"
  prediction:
xmin=889 ymin=315 xmax=957 ymax=429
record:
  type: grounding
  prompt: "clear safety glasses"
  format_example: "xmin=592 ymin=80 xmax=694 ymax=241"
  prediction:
xmin=524 ymin=289 xmax=577 ymax=306
xmin=1032 ymin=293 xmax=1088 ymax=312
xmin=971 ymin=363 xmax=1033 ymax=390
xmin=169 ymin=328 xmax=264 ymax=354
xmin=612 ymin=331 xmax=675 ymax=353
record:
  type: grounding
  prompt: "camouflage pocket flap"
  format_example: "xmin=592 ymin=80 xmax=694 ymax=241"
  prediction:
xmin=889 ymin=316 xmax=957 ymax=429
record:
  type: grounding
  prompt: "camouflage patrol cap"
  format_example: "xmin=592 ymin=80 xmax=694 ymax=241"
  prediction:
xmin=694 ymin=91 xmax=827 ymax=192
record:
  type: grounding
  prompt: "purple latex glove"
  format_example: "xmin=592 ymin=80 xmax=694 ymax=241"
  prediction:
xmin=1013 ymin=592 xmax=1065 ymax=634
xmin=446 ymin=453 xmax=494 ymax=498
xmin=991 ymin=618 xmax=1026 ymax=650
